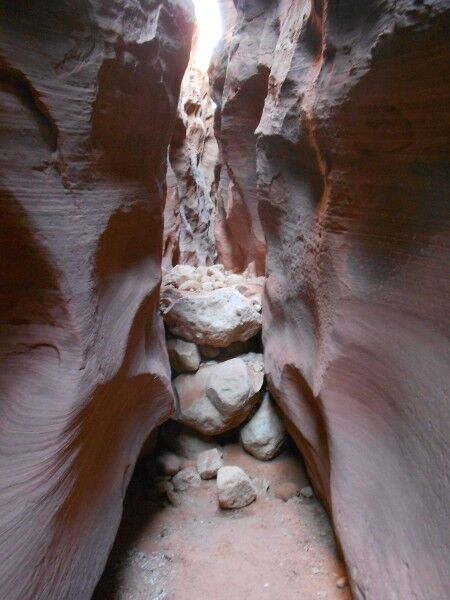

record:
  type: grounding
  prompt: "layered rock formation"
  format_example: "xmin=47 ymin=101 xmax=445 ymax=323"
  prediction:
xmin=213 ymin=1 xmax=450 ymax=598
xmin=163 ymin=29 xmax=219 ymax=268
xmin=0 ymin=1 xmax=193 ymax=598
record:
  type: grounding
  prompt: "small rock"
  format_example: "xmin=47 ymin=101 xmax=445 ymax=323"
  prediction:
xmin=300 ymin=486 xmax=314 ymax=499
xmin=166 ymin=486 xmax=182 ymax=507
xmin=147 ymin=480 xmax=173 ymax=501
xmin=179 ymin=279 xmax=202 ymax=292
xmin=274 ymin=482 xmax=299 ymax=502
xmin=197 ymin=448 xmax=223 ymax=479
xmin=155 ymin=452 xmax=181 ymax=477
xmin=336 ymin=576 xmax=348 ymax=589
xmin=217 ymin=466 xmax=257 ymax=509
xmin=240 ymin=391 xmax=286 ymax=460
xmin=253 ymin=477 xmax=271 ymax=498
xmin=171 ymin=468 xmax=201 ymax=492
xmin=166 ymin=338 xmax=201 ymax=373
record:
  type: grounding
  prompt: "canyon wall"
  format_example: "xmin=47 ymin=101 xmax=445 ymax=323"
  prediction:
xmin=214 ymin=0 xmax=450 ymax=598
xmin=0 ymin=1 xmax=192 ymax=598
xmin=163 ymin=53 xmax=218 ymax=268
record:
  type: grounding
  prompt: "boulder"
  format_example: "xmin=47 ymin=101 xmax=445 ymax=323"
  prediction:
xmin=217 ymin=466 xmax=257 ymax=509
xmin=240 ymin=392 xmax=286 ymax=460
xmin=196 ymin=448 xmax=223 ymax=480
xmin=162 ymin=264 xmax=198 ymax=288
xmin=160 ymin=422 xmax=218 ymax=459
xmin=172 ymin=355 xmax=264 ymax=435
xmin=164 ymin=288 xmax=262 ymax=347
xmin=166 ymin=338 xmax=201 ymax=373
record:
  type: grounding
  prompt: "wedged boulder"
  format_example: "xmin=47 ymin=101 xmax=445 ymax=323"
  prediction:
xmin=240 ymin=392 xmax=286 ymax=460
xmin=172 ymin=355 xmax=264 ymax=435
xmin=164 ymin=288 xmax=262 ymax=347
xmin=166 ymin=338 xmax=201 ymax=373
xmin=217 ymin=466 xmax=257 ymax=509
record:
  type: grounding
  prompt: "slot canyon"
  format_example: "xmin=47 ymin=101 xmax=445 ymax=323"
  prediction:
xmin=0 ymin=1 xmax=449 ymax=599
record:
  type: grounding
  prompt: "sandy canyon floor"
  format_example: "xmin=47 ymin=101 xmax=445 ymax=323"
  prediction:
xmin=94 ymin=441 xmax=351 ymax=600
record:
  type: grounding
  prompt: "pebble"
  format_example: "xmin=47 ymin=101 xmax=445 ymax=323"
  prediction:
xmin=274 ymin=482 xmax=299 ymax=502
xmin=300 ymin=486 xmax=314 ymax=499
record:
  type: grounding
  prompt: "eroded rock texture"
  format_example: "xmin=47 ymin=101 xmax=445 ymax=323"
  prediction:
xmin=210 ymin=0 xmax=267 ymax=275
xmin=163 ymin=29 xmax=219 ymax=268
xmin=216 ymin=1 xmax=450 ymax=598
xmin=0 ymin=1 xmax=193 ymax=598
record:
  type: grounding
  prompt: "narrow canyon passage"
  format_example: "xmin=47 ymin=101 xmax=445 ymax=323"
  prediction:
xmin=0 ymin=1 xmax=448 ymax=600
xmin=94 ymin=265 xmax=350 ymax=600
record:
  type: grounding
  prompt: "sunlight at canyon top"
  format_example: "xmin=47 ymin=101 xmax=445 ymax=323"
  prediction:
xmin=192 ymin=0 xmax=222 ymax=72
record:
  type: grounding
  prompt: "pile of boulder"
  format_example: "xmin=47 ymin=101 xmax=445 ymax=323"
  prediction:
xmin=156 ymin=264 xmax=289 ymax=508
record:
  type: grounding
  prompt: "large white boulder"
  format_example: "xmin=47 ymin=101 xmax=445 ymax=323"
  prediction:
xmin=172 ymin=355 xmax=264 ymax=436
xmin=163 ymin=288 xmax=262 ymax=347
xmin=240 ymin=392 xmax=286 ymax=460
xmin=217 ymin=466 xmax=257 ymax=509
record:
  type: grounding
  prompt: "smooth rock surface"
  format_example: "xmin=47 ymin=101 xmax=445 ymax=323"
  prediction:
xmin=217 ymin=466 xmax=257 ymax=509
xmin=0 ymin=2 xmax=193 ymax=598
xmin=213 ymin=1 xmax=450 ymax=598
xmin=240 ymin=392 xmax=286 ymax=461
xmin=167 ymin=338 xmax=201 ymax=373
xmin=196 ymin=448 xmax=223 ymax=480
xmin=164 ymin=288 xmax=262 ymax=347
xmin=173 ymin=356 xmax=264 ymax=435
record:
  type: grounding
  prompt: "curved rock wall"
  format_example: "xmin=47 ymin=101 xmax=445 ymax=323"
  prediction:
xmin=0 ymin=1 xmax=193 ymax=598
xmin=215 ymin=1 xmax=450 ymax=598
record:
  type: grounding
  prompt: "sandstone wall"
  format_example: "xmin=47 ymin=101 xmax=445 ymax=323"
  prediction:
xmin=0 ymin=1 xmax=193 ymax=598
xmin=214 ymin=1 xmax=450 ymax=597
xmin=163 ymin=57 xmax=218 ymax=268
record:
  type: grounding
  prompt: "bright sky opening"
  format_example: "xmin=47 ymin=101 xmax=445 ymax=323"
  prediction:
xmin=192 ymin=0 xmax=222 ymax=72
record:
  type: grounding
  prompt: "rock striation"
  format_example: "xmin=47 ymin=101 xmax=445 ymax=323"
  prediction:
xmin=213 ymin=1 xmax=450 ymax=598
xmin=163 ymin=25 xmax=219 ymax=268
xmin=0 ymin=2 xmax=193 ymax=598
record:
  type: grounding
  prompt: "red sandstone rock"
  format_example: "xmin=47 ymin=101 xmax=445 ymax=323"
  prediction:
xmin=216 ymin=1 xmax=450 ymax=598
xmin=0 ymin=1 xmax=193 ymax=598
